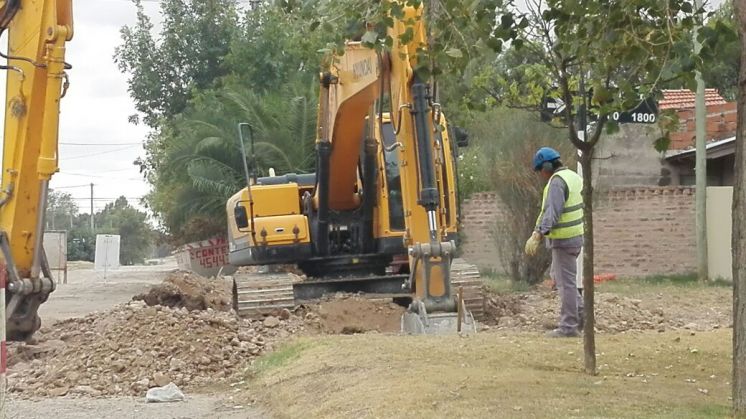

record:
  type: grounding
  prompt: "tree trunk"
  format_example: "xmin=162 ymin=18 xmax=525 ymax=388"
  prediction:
xmin=733 ymin=0 xmax=746 ymax=415
xmin=580 ymin=149 xmax=596 ymax=375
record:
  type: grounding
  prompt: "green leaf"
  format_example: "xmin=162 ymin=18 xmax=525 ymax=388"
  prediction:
xmin=445 ymin=48 xmax=464 ymax=58
xmin=604 ymin=121 xmax=620 ymax=135
xmin=654 ymin=136 xmax=671 ymax=153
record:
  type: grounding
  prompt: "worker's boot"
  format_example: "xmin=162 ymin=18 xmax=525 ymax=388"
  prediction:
xmin=545 ymin=328 xmax=580 ymax=338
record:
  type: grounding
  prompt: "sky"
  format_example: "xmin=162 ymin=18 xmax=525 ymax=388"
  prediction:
xmin=0 ymin=0 xmax=730 ymax=217
xmin=48 ymin=0 xmax=162 ymax=215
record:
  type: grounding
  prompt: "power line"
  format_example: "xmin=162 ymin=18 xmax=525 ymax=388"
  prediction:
xmin=68 ymin=197 xmax=145 ymax=201
xmin=60 ymin=142 xmax=143 ymax=146
xmin=50 ymin=184 xmax=91 ymax=189
xmin=63 ymin=145 xmax=141 ymax=160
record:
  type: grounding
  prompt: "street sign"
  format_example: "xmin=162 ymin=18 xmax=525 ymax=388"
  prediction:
xmin=542 ymin=95 xmax=658 ymax=124
xmin=540 ymin=97 xmax=565 ymax=122
xmin=607 ymin=97 xmax=658 ymax=124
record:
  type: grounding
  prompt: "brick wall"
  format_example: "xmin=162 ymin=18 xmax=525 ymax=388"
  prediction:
xmin=460 ymin=187 xmax=696 ymax=278
xmin=460 ymin=192 xmax=504 ymax=271
xmin=670 ymin=102 xmax=737 ymax=150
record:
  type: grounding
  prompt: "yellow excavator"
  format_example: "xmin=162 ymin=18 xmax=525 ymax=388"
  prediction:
xmin=0 ymin=0 xmax=72 ymax=341
xmin=226 ymin=4 xmax=482 ymax=333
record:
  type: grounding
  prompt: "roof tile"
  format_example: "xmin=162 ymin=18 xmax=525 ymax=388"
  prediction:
xmin=659 ymin=89 xmax=728 ymax=110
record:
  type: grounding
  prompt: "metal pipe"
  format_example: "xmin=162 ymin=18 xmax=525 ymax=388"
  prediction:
xmin=30 ymin=180 xmax=49 ymax=279
xmin=411 ymin=81 xmax=438 ymax=214
xmin=361 ymin=107 xmax=378 ymax=253
xmin=315 ymin=142 xmax=332 ymax=255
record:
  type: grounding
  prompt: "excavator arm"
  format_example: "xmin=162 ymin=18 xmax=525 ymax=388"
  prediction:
xmin=0 ymin=0 xmax=73 ymax=341
xmin=315 ymin=5 xmax=466 ymax=331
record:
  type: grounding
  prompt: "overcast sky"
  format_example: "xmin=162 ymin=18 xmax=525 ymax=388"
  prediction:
xmin=45 ymin=0 xmax=162 ymax=215
xmin=1 ymin=0 xmax=729 ymax=216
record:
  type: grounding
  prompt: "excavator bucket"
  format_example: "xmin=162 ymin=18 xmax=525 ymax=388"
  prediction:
xmin=401 ymin=310 xmax=477 ymax=335
xmin=400 ymin=289 xmax=477 ymax=335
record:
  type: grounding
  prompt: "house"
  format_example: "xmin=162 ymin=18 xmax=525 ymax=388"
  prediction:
xmin=595 ymin=88 xmax=737 ymax=188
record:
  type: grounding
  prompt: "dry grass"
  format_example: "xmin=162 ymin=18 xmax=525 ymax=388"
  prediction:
xmin=248 ymin=330 xmax=732 ymax=418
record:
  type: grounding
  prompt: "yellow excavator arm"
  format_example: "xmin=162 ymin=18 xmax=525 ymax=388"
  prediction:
xmin=0 ymin=0 xmax=73 ymax=341
xmin=315 ymin=5 xmax=462 ymax=323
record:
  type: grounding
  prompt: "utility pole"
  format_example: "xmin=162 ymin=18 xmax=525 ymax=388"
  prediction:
xmin=694 ymin=0 xmax=708 ymax=282
xmin=90 ymin=183 xmax=94 ymax=231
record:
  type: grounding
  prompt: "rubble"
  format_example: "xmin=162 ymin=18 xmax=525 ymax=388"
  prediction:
xmin=483 ymin=289 xmax=729 ymax=333
xmin=7 ymin=299 xmax=308 ymax=398
xmin=133 ymin=271 xmax=232 ymax=312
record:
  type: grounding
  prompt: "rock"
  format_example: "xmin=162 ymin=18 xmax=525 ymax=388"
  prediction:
xmin=143 ymin=307 xmax=158 ymax=316
xmin=169 ymin=358 xmax=186 ymax=372
xmin=264 ymin=316 xmax=280 ymax=328
xmin=72 ymin=385 xmax=101 ymax=397
xmin=48 ymin=386 xmax=69 ymax=397
xmin=153 ymin=372 xmax=171 ymax=387
xmin=279 ymin=309 xmax=291 ymax=320
xmin=111 ymin=361 xmax=126 ymax=373
xmin=684 ymin=323 xmax=698 ymax=330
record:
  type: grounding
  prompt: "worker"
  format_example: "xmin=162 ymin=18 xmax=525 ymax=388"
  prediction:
xmin=524 ymin=147 xmax=584 ymax=338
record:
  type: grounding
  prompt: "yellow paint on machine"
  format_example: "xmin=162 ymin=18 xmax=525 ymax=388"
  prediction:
xmin=0 ymin=0 xmax=73 ymax=277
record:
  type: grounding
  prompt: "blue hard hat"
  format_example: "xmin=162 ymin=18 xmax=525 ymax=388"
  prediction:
xmin=532 ymin=147 xmax=561 ymax=171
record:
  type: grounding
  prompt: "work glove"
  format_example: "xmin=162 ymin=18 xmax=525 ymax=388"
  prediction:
xmin=524 ymin=231 xmax=542 ymax=257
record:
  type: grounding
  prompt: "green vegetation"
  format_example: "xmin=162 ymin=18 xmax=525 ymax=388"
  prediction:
xmin=115 ymin=0 xmax=733 ymax=250
xmin=46 ymin=191 xmax=155 ymax=264
xmin=251 ymin=341 xmax=311 ymax=375
xmin=117 ymin=0 xmax=330 ymax=243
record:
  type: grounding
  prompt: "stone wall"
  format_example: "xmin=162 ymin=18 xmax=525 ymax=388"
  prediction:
xmin=460 ymin=187 xmax=696 ymax=278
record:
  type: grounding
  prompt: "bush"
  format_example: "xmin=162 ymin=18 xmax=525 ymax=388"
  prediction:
xmin=459 ymin=108 xmax=575 ymax=284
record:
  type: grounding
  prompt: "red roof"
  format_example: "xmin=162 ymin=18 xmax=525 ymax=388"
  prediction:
xmin=659 ymin=89 xmax=728 ymax=110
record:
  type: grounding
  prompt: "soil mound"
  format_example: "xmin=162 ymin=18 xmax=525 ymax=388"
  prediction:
xmin=7 ymin=301 xmax=308 ymax=398
xmin=133 ymin=271 xmax=232 ymax=312
xmin=305 ymin=295 xmax=405 ymax=334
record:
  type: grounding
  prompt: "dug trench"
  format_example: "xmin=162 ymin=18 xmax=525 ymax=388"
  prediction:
xmin=6 ymin=271 xmax=733 ymax=418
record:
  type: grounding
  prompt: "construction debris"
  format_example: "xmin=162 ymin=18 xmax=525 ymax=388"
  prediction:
xmin=7 ymin=300 xmax=307 ymax=398
xmin=483 ymin=289 xmax=730 ymax=333
xmin=133 ymin=271 xmax=232 ymax=312
xmin=146 ymin=382 xmax=186 ymax=403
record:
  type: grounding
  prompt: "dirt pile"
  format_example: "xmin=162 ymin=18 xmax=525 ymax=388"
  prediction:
xmin=133 ymin=271 xmax=232 ymax=312
xmin=7 ymin=301 xmax=308 ymax=398
xmin=484 ymin=289 xmax=728 ymax=333
xmin=304 ymin=295 xmax=405 ymax=334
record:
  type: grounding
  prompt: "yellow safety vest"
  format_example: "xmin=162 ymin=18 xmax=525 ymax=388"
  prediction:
xmin=535 ymin=169 xmax=584 ymax=239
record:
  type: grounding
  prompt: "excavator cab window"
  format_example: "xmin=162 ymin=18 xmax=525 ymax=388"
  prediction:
xmin=381 ymin=123 xmax=405 ymax=231
xmin=234 ymin=204 xmax=250 ymax=229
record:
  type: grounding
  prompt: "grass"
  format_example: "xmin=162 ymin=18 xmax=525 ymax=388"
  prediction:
xmin=599 ymin=273 xmax=731 ymax=297
xmin=480 ymin=269 xmax=533 ymax=294
xmin=247 ymin=330 xmax=732 ymax=419
xmin=251 ymin=341 xmax=312 ymax=375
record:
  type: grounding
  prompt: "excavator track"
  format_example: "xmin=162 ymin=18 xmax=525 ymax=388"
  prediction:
xmin=231 ymin=258 xmax=485 ymax=319
xmin=232 ymin=271 xmax=297 ymax=317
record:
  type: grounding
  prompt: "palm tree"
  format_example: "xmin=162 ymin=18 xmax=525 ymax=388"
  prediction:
xmin=151 ymin=77 xmax=318 ymax=242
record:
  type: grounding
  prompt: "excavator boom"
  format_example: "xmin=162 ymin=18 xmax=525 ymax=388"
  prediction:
xmin=0 ymin=0 xmax=73 ymax=341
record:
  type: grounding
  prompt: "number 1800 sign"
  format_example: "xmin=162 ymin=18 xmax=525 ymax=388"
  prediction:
xmin=611 ymin=111 xmax=656 ymax=123
xmin=606 ymin=98 xmax=658 ymax=125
